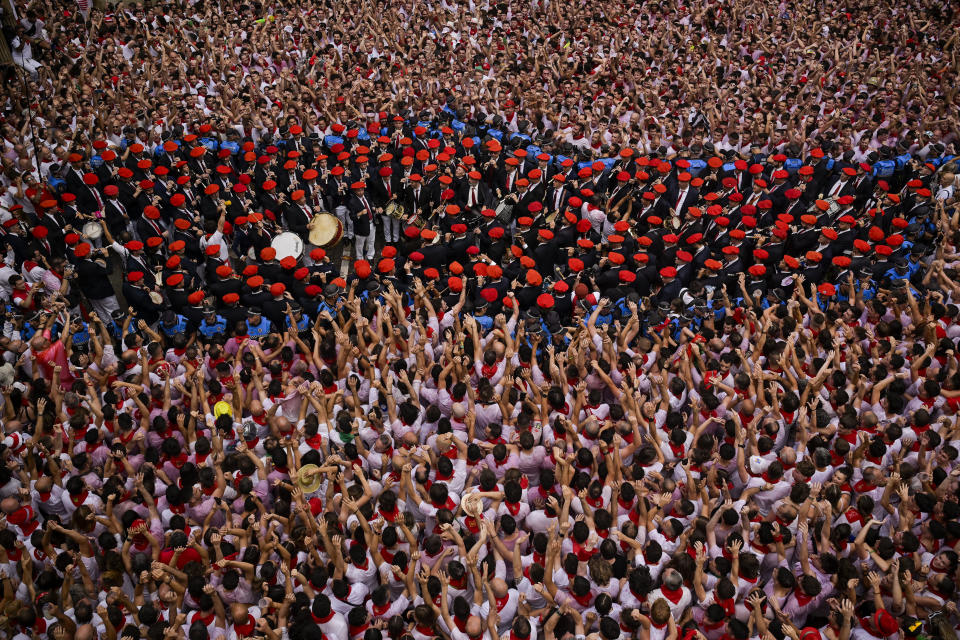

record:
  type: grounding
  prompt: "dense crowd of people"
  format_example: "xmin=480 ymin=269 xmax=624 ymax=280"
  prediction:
xmin=1 ymin=0 xmax=960 ymax=640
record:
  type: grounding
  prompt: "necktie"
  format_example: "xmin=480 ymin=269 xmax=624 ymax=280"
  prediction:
xmin=91 ymin=187 xmax=103 ymax=210
xmin=151 ymin=220 xmax=162 ymax=236
xmin=386 ymin=180 xmax=391 ymax=198
xmin=676 ymin=190 xmax=685 ymax=211
xmin=470 ymin=187 xmax=476 ymax=207
xmin=830 ymin=181 xmax=842 ymax=197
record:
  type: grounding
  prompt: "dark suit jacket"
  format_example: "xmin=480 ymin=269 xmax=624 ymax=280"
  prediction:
xmin=456 ymin=182 xmax=494 ymax=212
xmin=347 ymin=194 xmax=376 ymax=237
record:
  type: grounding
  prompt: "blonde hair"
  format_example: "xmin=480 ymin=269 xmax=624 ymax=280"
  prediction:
xmin=651 ymin=598 xmax=671 ymax=625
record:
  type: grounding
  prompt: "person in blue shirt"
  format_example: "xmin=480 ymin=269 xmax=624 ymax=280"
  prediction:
xmin=316 ymin=284 xmax=341 ymax=318
xmin=198 ymin=307 xmax=227 ymax=340
xmin=883 ymin=259 xmax=912 ymax=286
xmin=246 ymin=307 xmax=272 ymax=338
xmin=70 ymin=316 xmax=91 ymax=349
xmin=472 ymin=298 xmax=494 ymax=332
xmin=284 ymin=303 xmax=311 ymax=333
xmin=106 ymin=309 xmax=137 ymax=342
xmin=158 ymin=310 xmax=189 ymax=339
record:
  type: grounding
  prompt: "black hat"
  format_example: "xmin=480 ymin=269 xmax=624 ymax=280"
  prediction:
xmin=902 ymin=618 xmax=923 ymax=638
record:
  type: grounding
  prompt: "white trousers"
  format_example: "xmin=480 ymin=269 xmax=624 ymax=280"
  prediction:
xmin=380 ymin=215 xmax=401 ymax=243
xmin=354 ymin=233 xmax=375 ymax=260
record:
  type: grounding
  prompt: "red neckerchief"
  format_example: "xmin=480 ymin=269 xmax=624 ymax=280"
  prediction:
xmin=571 ymin=540 xmax=595 ymax=562
xmin=305 ymin=433 xmax=324 ymax=449
xmin=668 ymin=441 xmax=685 ymax=457
xmin=372 ymin=602 xmax=391 ymax=616
xmin=495 ymin=593 xmax=511 ymax=611
xmin=350 ymin=623 xmax=369 ymax=637
xmin=510 ymin=632 xmax=530 ymax=640
xmin=192 ymin=611 xmax=215 ymax=626
xmin=70 ymin=491 xmax=88 ymax=506
xmin=854 ymin=479 xmax=876 ymax=493
xmin=505 ymin=501 xmax=521 ymax=515
xmin=415 ymin=624 xmax=435 ymax=635
xmin=379 ymin=505 xmax=399 ymax=522
xmin=715 ymin=594 xmax=735 ymax=616
xmin=234 ymin=615 xmax=256 ymax=635
xmin=661 ymin=585 xmax=684 ymax=604
xmin=431 ymin=496 xmax=456 ymax=511
xmin=312 ymin=611 xmax=335 ymax=624
xmin=794 ymin=587 xmax=814 ymax=606
xmin=453 ymin=614 xmax=468 ymax=632
xmin=38 ymin=491 xmax=52 ymax=502
xmin=845 ymin=508 xmax=864 ymax=525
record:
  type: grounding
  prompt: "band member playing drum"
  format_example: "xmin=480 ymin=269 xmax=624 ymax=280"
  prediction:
xmin=325 ymin=166 xmax=353 ymax=243
xmin=283 ymin=190 xmax=313 ymax=239
xmin=369 ymin=165 xmax=403 ymax=244
xmin=402 ymin=173 xmax=429 ymax=227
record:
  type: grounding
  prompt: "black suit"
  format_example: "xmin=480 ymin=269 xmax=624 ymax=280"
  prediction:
xmin=284 ymin=202 xmax=313 ymax=238
xmin=457 ymin=182 xmax=493 ymax=214
xmin=74 ymin=256 xmax=116 ymax=300
xmin=123 ymin=282 xmax=164 ymax=324
xmin=347 ymin=194 xmax=376 ymax=237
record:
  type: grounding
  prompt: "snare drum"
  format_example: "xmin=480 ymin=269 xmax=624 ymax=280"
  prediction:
xmin=271 ymin=231 xmax=304 ymax=261
xmin=307 ymin=213 xmax=344 ymax=248
xmin=495 ymin=202 xmax=513 ymax=224
xmin=82 ymin=220 xmax=103 ymax=240
xmin=385 ymin=201 xmax=406 ymax=219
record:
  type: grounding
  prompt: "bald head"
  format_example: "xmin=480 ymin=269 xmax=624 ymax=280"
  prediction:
xmin=29 ymin=334 xmax=48 ymax=352
xmin=490 ymin=577 xmax=508 ymax=598
xmin=0 ymin=496 xmax=19 ymax=514
xmin=74 ymin=624 xmax=96 ymax=640
xmin=465 ymin=616 xmax=483 ymax=636
xmin=779 ymin=447 xmax=796 ymax=466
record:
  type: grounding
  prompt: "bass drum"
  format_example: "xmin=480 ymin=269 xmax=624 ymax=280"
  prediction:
xmin=308 ymin=213 xmax=343 ymax=248
xmin=82 ymin=220 xmax=103 ymax=240
xmin=271 ymin=231 xmax=304 ymax=261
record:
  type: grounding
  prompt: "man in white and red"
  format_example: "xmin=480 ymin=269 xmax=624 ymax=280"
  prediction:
xmin=478 ymin=578 xmax=519 ymax=635
xmin=647 ymin=568 xmax=691 ymax=620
